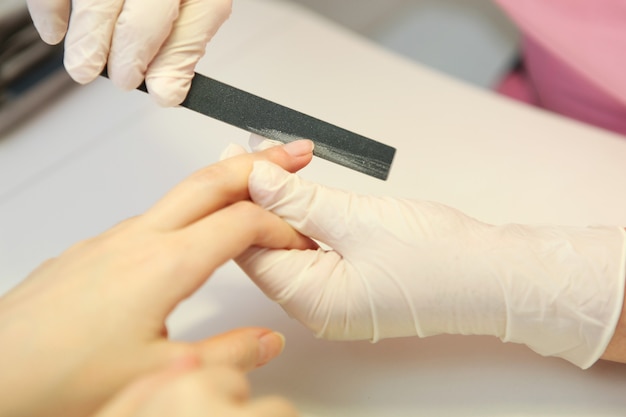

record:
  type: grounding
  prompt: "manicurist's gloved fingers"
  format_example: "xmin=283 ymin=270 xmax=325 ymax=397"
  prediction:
xmin=26 ymin=0 xmax=70 ymax=44
xmin=142 ymin=140 xmax=314 ymax=231
xmin=106 ymin=0 xmax=182 ymax=91
xmin=62 ymin=0 xmax=125 ymax=84
xmin=145 ymin=0 xmax=233 ymax=106
xmin=27 ymin=0 xmax=232 ymax=105
xmin=237 ymin=246 xmax=342 ymax=307
xmin=247 ymin=160 xmax=363 ymax=252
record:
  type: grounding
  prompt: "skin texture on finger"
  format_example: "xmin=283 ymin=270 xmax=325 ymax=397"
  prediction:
xmin=132 ymin=367 xmax=250 ymax=417
xmin=63 ymin=0 xmax=125 ymax=84
xmin=145 ymin=0 xmax=233 ymax=106
xmin=174 ymin=327 xmax=287 ymax=372
xmin=142 ymin=140 xmax=313 ymax=231
xmin=107 ymin=0 xmax=180 ymax=91
xmin=91 ymin=357 xmax=201 ymax=417
xmin=154 ymin=201 xmax=317 ymax=309
xmin=0 ymin=142 xmax=313 ymax=417
xmin=249 ymin=396 xmax=300 ymax=417
xmin=96 ymin=365 xmax=297 ymax=417
xmin=26 ymin=0 xmax=70 ymax=44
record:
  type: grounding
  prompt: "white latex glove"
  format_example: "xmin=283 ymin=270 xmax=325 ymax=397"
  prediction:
xmin=26 ymin=0 xmax=231 ymax=106
xmin=236 ymin=161 xmax=626 ymax=369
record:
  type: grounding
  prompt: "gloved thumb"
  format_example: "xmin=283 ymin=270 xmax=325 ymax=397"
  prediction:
xmin=248 ymin=161 xmax=368 ymax=253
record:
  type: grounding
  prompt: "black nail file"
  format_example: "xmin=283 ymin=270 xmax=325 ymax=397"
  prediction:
xmin=101 ymin=71 xmax=396 ymax=180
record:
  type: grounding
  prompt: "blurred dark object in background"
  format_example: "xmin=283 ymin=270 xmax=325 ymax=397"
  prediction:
xmin=0 ymin=0 xmax=74 ymax=136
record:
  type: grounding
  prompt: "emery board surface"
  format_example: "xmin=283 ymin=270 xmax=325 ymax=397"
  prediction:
xmin=101 ymin=71 xmax=396 ymax=180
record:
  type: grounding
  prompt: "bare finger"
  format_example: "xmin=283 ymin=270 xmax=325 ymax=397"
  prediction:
xmin=249 ymin=396 xmax=300 ymax=417
xmin=156 ymin=200 xmax=317 ymax=305
xmin=142 ymin=140 xmax=313 ymax=231
xmin=187 ymin=328 xmax=286 ymax=372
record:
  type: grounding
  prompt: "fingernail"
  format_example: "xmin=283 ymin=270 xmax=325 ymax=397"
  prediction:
xmin=283 ymin=139 xmax=314 ymax=157
xmin=258 ymin=332 xmax=286 ymax=366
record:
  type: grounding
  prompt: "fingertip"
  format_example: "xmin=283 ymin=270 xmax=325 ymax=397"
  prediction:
xmin=63 ymin=52 xmax=105 ymax=85
xmin=257 ymin=331 xmax=286 ymax=367
xmin=63 ymin=26 xmax=109 ymax=84
xmin=258 ymin=139 xmax=314 ymax=174
xmin=28 ymin=2 xmax=70 ymax=45
xmin=106 ymin=63 xmax=146 ymax=92
xmin=282 ymin=139 xmax=314 ymax=157
xmin=65 ymin=64 xmax=103 ymax=85
xmin=146 ymin=76 xmax=191 ymax=107
xmin=39 ymin=29 xmax=66 ymax=45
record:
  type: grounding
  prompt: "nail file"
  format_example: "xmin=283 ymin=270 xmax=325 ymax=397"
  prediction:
xmin=101 ymin=71 xmax=396 ymax=180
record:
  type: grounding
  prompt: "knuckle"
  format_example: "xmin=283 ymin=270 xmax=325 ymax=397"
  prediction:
xmin=188 ymin=163 xmax=232 ymax=190
xmin=228 ymin=202 xmax=271 ymax=235
xmin=229 ymin=200 xmax=261 ymax=217
xmin=29 ymin=257 xmax=59 ymax=276
xmin=212 ymin=0 xmax=233 ymax=18
xmin=220 ymin=367 xmax=252 ymax=398
xmin=108 ymin=216 xmax=141 ymax=233
xmin=170 ymin=366 xmax=250 ymax=399
xmin=219 ymin=334 xmax=259 ymax=368
xmin=63 ymin=236 xmax=96 ymax=254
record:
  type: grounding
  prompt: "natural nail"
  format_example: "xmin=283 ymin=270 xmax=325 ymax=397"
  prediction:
xmin=258 ymin=332 xmax=286 ymax=366
xmin=283 ymin=139 xmax=314 ymax=157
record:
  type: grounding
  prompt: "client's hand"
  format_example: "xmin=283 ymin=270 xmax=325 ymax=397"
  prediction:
xmin=92 ymin=357 xmax=297 ymax=417
xmin=0 ymin=140 xmax=315 ymax=417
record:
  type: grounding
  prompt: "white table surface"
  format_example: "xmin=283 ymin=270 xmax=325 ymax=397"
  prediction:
xmin=2 ymin=0 xmax=626 ymax=415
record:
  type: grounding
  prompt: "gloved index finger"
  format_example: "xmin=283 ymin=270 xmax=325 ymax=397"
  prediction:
xmin=107 ymin=0 xmax=180 ymax=92
xmin=26 ymin=0 xmax=70 ymax=44
xmin=144 ymin=0 xmax=233 ymax=107
xmin=63 ymin=0 xmax=125 ymax=84
xmin=249 ymin=160 xmax=363 ymax=250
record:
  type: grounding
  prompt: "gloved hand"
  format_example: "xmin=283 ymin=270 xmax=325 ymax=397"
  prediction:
xmin=26 ymin=0 xmax=231 ymax=106
xmin=236 ymin=160 xmax=626 ymax=369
